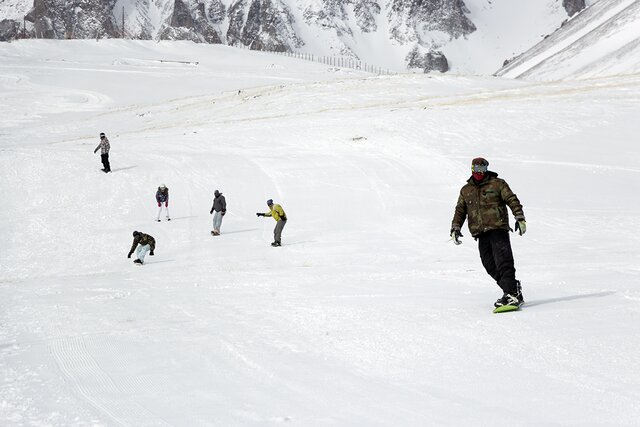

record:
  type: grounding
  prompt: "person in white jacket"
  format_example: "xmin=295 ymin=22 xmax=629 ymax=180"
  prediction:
xmin=93 ymin=132 xmax=110 ymax=172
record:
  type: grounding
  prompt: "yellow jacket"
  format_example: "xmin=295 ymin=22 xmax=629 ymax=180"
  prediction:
xmin=265 ymin=204 xmax=287 ymax=221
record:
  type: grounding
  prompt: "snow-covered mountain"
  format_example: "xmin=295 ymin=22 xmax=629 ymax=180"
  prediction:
xmin=1 ymin=0 xmax=587 ymax=74
xmin=495 ymin=0 xmax=640 ymax=80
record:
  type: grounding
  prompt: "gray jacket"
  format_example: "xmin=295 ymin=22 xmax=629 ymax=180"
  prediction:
xmin=210 ymin=194 xmax=226 ymax=214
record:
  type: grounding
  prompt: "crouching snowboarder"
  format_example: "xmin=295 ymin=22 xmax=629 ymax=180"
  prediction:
xmin=256 ymin=199 xmax=287 ymax=247
xmin=156 ymin=184 xmax=170 ymax=222
xmin=128 ymin=231 xmax=155 ymax=265
xmin=450 ymin=157 xmax=527 ymax=311
xmin=209 ymin=190 xmax=226 ymax=235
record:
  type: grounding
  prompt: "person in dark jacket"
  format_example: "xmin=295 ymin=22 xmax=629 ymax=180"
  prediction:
xmin=256 ymin=199 xmax=287 ymax=246
xmin=93 ymin=132 xmax=111 ymax=173
xmin=156 ymin=184 xmax=170 ymax=222
xmin=209 ymin=190 xmax=226 ymax=235
xmin=127 ymin=231 xmax=155 ymax=264
xmin=450 ymin=158 xmax=527 ymax=308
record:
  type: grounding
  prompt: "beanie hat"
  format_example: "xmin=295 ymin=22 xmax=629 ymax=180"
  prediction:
xmin=471 ymin=157 xmax=489 ymax=173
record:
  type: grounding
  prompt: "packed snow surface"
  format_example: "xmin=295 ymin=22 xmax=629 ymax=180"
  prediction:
xmin=1 ymin=40 xmax=640 ymax=426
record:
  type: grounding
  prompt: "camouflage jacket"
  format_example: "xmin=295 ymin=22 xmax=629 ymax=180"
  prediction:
xmin=451 ymin=172 xmax=525 ymax=237
xmin=129 ymin=232 xmax=156 ymax=255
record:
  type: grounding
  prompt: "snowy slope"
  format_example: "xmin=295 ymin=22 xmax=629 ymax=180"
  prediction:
xmin=496 ymin=0 xmax=640 ymax=80
xmin=112 ymin=0 xmax=174 ymax=39
xmin=442 ymin=0 xmax=570 ymax=74
xmin=0 ymin=0 xmax=30 ymax=20
xmin=1 ymin=40 xmax=640 ymax=425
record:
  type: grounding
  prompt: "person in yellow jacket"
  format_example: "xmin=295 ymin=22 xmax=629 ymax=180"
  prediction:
xmin=256 ymin=199 xmax=287 ymax=247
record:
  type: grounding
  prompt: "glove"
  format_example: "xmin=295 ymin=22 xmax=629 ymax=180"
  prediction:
xmin=150 ymin=251 xmax=154 ymax=256
xmin=165 ymin=202 xmax=168 ymax=207
xmin=158 ymin=202 xmax=161 ymax=207
xmin=94 ymin=148 xmax=98 ymax=154
xmin=221 ymin=211 xmax=226 ymax=216
xmin=515 ymin=220 xmax=527 ymax=236
xmin=210 ymin=210 xmax=213 ymax=214
xmin=127 ymin=253 xmax=132 ymax=258
xmin=450 ymin=228 xmax=463 ymax=245
xmin=256 ymin=213 xmax=264 ymax=217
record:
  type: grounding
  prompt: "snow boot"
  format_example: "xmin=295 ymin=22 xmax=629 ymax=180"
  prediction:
xmin=494 ymin=293 xmax=522 ymax=308
xmin=133 ymin=259 xmax=143 ymax=265
xmin=515 ymin=280 xmax=524 ymax=304
xmin=494 ymin=294 xmax=509 ymax=308
xmin=494 ymin=281 xmax=524 ymax=307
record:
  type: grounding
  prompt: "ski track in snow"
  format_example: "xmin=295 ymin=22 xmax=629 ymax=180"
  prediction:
xmin=1 ymin=40 xmax=640 ymax=426
xmin=50 ymin=335 xmax=171 ymax=426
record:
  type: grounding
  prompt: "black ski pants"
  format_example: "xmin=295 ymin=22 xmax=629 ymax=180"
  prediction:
xmin=101 ymin=153 xmax=111 ymax=172
xmin=477 ymin=229 xmax=518 ymax=295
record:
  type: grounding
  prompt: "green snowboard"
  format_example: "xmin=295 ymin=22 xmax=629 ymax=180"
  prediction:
xmin=493 ymin=304 xmax=520 ymax=313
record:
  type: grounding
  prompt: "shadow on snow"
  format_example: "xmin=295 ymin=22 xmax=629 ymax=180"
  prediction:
xmin=110 ymin=165 xmax=138 ymax=172
xmin=524 ymin=291 xmax=616 ymax=308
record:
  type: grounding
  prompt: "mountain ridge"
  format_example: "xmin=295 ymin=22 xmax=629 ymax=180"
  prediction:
xmin=1 ymin=0 xmax=585 ymax=74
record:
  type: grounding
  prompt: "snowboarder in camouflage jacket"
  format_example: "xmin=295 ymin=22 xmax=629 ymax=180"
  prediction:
xmin=450 ymin=158 xmax=527 ymax=309
xmin=128 ymin=231 xmax=155 ymax=265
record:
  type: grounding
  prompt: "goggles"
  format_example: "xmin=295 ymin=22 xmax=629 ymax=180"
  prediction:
xmin=471 ymin=164 xmax=488 ymax=173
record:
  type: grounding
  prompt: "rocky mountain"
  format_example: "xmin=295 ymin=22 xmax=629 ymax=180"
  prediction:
xmin=1 ymin=0 xmax=586 ymax=73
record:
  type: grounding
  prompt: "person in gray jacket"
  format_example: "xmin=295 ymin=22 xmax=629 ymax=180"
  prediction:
xmin=93 ymin=132 xmax=111 ymax=173
xmin=209 ymin=190 xmax=226 ymax=235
